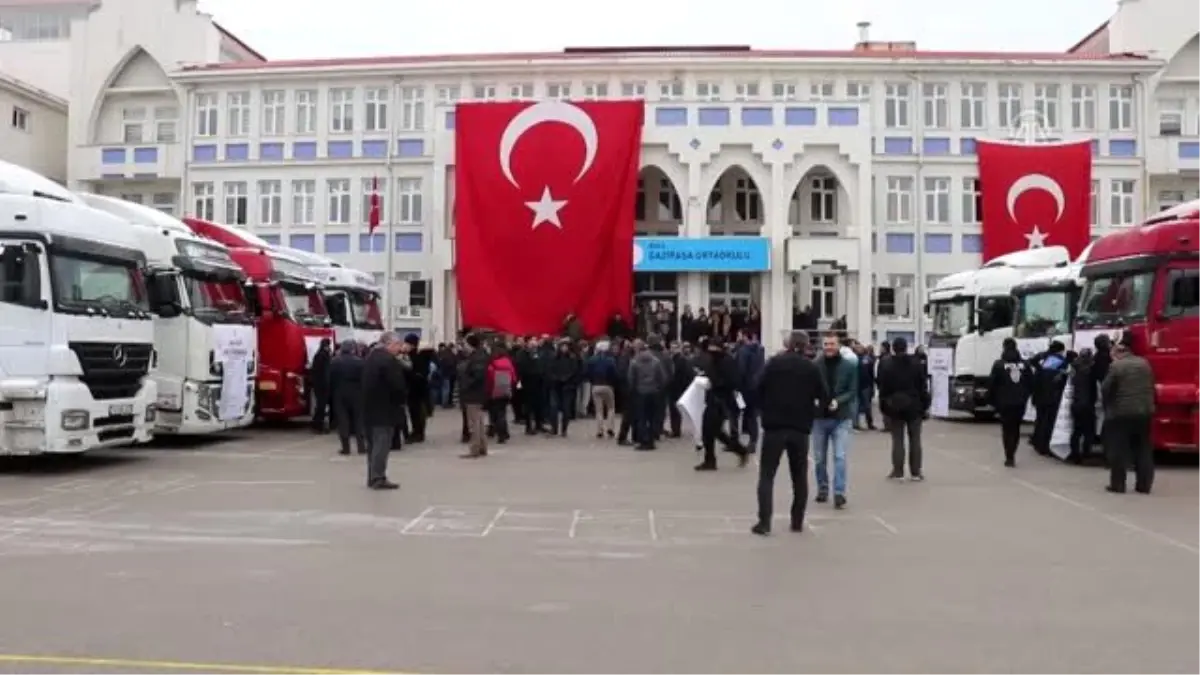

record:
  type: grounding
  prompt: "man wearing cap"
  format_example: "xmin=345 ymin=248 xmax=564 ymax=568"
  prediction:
xmin=1101 ymin=333 xmax=1156 ymax=494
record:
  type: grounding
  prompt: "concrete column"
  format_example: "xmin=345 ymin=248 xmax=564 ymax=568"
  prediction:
xmin=681 ymin=160 xmax=706 ymax=311
xmin=855 ymin=160 xmax=874 ymax=344
xmin=765 ymin=161 xmax=790 ymax=348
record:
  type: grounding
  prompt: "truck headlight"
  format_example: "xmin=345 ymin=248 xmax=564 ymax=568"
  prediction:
xmin=61 ymin=409 xmax=90 ymax=430
xmin=145 ymin=405 xmax=156 ymax=423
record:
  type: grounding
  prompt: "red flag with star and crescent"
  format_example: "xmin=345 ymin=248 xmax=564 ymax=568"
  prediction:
xmin=454 ymin=100 xmax=643 ymax=336
xmin=977 ymin=139 xmax=1092 ymax=262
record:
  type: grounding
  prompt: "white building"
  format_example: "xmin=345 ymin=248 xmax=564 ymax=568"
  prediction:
xmin=0 ymin=0 xmax=1188 ymax=344
xmin=0 ymin=70 xmax=66 ymax=181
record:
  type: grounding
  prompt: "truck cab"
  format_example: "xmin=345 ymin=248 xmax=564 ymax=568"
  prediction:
xmin=1077 ymin=200 xmax=1199 ymax=453
xmin=78 ymin=194 xmax=257 ymax=435
xmin=0 ymin=161 xmax=157 ymax=454
xmin=180 ymin=217 xmax=334 ymax=421
xmin=927 ymin=247 xmax=1071 ymax=417
xmin=1011 ymin=244 xmax=1093 ymax=358
xmin=272 ymin=247 xmax=384 ymax=345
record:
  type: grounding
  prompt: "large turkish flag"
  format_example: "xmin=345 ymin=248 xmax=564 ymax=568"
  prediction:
xmin=454 ymin=101 xmax=644 ymax=336
xmin=977 ymin=139 xmax=1092 ymax=262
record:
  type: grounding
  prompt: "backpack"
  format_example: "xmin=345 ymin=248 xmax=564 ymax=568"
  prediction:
xmin=491 ymin=366 xmax=513 ymax=399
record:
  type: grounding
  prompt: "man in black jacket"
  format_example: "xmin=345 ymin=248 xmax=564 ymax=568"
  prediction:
xmin=751 ymin=331 xmax=829 ymax=536
xmin=309 ymin=338 xmax=333 ymax=433
xmin=458 ymin=333 xmax=491 ymax=458
xmin=328 ymin=340 xmax=366 ymax=456
xmin=666 ymin=341 xmax=692 ymax=438
xmin=988 ymin=337 xmax=1032 ymax=467
xmin=694 ymin=338 xmax=748 ymax=471
xmin=404 ymin=334 xmax=431 ymax=443
xmin=877 ymin=336 xmax=930 ymax=480
xmin=360 ymin=333 xmax=406 ymax=489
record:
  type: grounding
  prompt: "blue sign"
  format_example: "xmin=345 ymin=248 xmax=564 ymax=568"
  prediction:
xmin=633 ymin=237 xmax=771 ymax=273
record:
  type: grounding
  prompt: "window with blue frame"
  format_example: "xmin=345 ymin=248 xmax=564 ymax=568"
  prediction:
xmin=924 ymin=233 xmax=953 ymax=254
xmin=885 ymin=233 xmax=915 ymax=254
xmin=323 ymin=234 xmax=350 ymax=254
xmin=961 ymin=234 xmax=983 ymax=254
xmin=289 ymin=234 xmax=315 ymax=252
xmin=359 ymin=233 xmax=386 ymax=252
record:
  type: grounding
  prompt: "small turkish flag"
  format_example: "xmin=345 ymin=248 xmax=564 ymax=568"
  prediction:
xmin=367 ymin=176 xmax=381 ymax=232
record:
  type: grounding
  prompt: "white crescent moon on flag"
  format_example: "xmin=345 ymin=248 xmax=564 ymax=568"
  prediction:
xmin=1006 ymin=173 xmax=1066 ymax=223
xmin=499 ymin=100 xmax=598 ymax=188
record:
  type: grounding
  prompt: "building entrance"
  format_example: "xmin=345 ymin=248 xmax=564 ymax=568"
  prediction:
xmin=633 ymin=272 xmax=678 ymax=340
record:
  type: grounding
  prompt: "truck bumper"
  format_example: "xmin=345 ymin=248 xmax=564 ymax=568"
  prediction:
xmin=1 ymin=379 xmax=158 ymax=456
xmin=153 ymin=378 xmax=256 ymax=435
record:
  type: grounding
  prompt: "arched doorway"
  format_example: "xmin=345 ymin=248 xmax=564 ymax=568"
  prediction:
xmin=704 ymin=165 xmax=764 ymax=338
xmin=632 ymin=165 xmax=682 ymax=339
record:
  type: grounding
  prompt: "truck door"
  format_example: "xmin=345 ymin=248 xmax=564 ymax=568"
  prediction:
xmin=0 ymin=241 xmax=53 ymax=378
xmin=1150 ymin=262 xmax=1199 ymax=449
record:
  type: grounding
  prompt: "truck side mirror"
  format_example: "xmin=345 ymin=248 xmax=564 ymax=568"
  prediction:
xmin=147 ymin=273 xmax=182 ymax=317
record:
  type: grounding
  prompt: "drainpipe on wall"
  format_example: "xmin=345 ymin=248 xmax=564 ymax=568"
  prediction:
xmin=1133 ymin=73 xmax=1150 ymax=220
xmin=180 ymin=84 xmax=193 ymax=214
xmin=909 ymin=72 xmax=926 ymax=344
xmin=383 ymin=79 xmax=399 ymax=328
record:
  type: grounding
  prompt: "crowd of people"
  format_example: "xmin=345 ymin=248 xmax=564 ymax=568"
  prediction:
xmin=988 ymin=331 xmax=1157 ymax=494
xmin=301 ymin=316 xmax=1158 ymax=532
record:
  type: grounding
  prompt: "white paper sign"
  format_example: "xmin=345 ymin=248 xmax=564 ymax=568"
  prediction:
xmin=212 ymin=324 xmax=254 ymax=422
xmin=1048 ymin=379 xmax=1105 ymax=461
xmin=676 ymin=376 xmax=708 ymax=447
xmin=304 ymin=336 xmax=323 ymax=366
xmin=928 ymin=347 xmax=954 ymax=418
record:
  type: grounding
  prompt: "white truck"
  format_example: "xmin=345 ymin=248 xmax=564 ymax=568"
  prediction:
xmin=0 ymin=161 xmax=158 ymax=455
xmin=926 ymin=247 xmax=1071 ymax=418
xmin=1010 ymin=244 xmax=1094 ymax=358
xmin=271 ymin=247 xmax=384 ymax=345
xmin=78 ymin=194 xmax=258 ymax=435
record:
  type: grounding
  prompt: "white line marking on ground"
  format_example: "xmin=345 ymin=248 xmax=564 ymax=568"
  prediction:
xmin=871 ymin=514 xmax=899 ymax=535
xmin=567 ymin=510 xmax=581 ymax=539
xmin=647 ymin=509 xmax=659 ymax=541
xmin=480 ymin=507 xmax=507 ymax=538
xmin=930 ymin=446 xmax=1198 ymax=556
xmin=399 ymin=506 xmax=435 ymax=535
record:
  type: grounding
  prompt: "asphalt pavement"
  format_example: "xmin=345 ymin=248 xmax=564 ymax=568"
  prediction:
xmin=0 ymin=412 xmax=1196 ymax=674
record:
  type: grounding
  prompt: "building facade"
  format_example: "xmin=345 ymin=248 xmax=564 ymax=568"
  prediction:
xmin=0 ymin=0 xmax=1187 ymax=344
xmin=0 ymin=70 xmax=66 ymax=181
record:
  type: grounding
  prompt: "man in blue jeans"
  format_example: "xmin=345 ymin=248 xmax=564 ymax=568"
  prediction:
xmin=811 ymin=333 xmax=859 ymax=509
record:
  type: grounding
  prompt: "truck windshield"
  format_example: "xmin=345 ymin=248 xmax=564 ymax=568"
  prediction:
xmin=350 ymin=290 xmax=383 ymax=330
xmin=50 ymin=254 xmax=148 ymax=316
xmin=280 ymin=282 xmax=327 ymax=325
xmin=183 ymin=273 xmax=247 ymax=321
xmin=1014 ymin=290 xmax=1074 ymax=338
xmin=930 ymin=298 xmax=973 ymax=337
xmin=1077 ymin=271 xmax=1155 ymax=326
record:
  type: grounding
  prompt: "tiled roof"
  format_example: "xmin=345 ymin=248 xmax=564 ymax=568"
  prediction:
xmin=181 ymin=46 xmax=1149 ymax=72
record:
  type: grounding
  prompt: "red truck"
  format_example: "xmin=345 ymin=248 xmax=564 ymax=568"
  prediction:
xmin=181 ymin=217 xmax=335 ymax=421
xmin=1075 ymin=199 xmax=1199 ymax=453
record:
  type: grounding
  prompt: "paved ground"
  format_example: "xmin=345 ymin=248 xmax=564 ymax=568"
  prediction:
xmin=0 ymin=412 xmax=1196 ymax=674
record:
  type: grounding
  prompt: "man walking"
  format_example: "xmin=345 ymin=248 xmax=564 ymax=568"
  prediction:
xmin=876 ymin=336 xmax=929 ymax=481
xmin=458 ymin=333 xmax=491 ymax=458
xmin=812 ymin=333 xmax=858 ymax=508
xmin=694 ymin=338 xmax=748 ymax=471
xmin=1101 ymin=335 xmax=1156 ymax=494
xmin=485 ymin=344 xmax=517 ymax=444
xmin=328 ymin=339 xmax=367 ymax=456
xmin=627 ymin=339 xmax=668 ymax=450
xmin=751 ymin=331 xmax=829 ymax=536
xmin=360 ymin=333 xmax=406 ymax=489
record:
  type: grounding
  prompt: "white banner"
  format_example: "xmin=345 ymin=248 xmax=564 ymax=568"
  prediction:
xmin=213 ymin=324 xmax=254 ymax=422
xmin=928 ymin=347 xmax=954 ymax=418
xmin=676 ymin=376 xmax=708 ymax=447
xmin=1048 ymin=380 xmax=1105 ymax=461
xmin=304 ymin=336 xmax=323 ymax=366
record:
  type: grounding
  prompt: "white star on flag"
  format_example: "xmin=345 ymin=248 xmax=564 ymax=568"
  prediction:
xmin=525 ymin=186 xmax=567 ymax=229
xmin=1024 ymin=225 xmax=1048 ymax=248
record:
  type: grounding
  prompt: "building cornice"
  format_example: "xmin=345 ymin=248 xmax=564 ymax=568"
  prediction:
xmin=0 ymin=71 xmax=68 ymax=112
xmin=171 ymin=54 xmax=1164 ymax=85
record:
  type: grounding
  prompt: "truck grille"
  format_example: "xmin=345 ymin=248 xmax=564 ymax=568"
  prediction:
xmin=68 ymin=342 xmax=153 ymax=401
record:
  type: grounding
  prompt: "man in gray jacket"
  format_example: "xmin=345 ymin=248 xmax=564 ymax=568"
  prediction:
xmin=627 ymin=339 xmax=668 ymax=450
xmin=1101 ymin=336 xmax=1156 ymax=494
xmin=647 ymin=334 xmax=674 ymax=442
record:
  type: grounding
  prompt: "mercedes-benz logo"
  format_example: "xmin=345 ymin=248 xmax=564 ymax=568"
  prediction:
xmin=112 ymin=345 xmax=127 ymax=367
